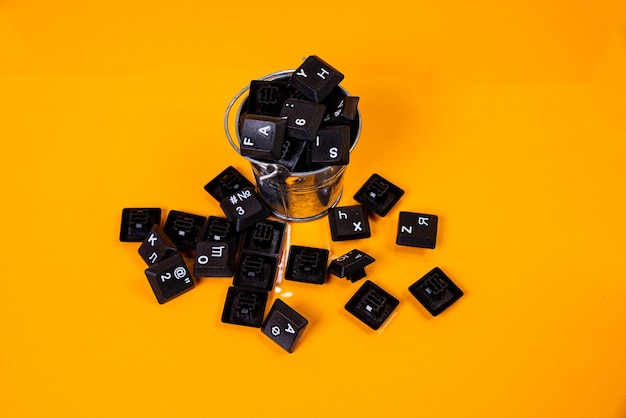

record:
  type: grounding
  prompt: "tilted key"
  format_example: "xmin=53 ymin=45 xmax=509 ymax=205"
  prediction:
xmin=328 ymin=249 xmax=375 ymax=282
xmin=279 ymin=98 xmax=326 ymax=141
xmin=409 ymin=267 xmax=463 ymax=316
xmin=219 ymin=187 xmax=271 ymax=232
xmin=247 ymin=80 xmax=290 ymax=117
xmin=289 ymin=55 xmax=344 ymax=103
xmin=322 ymin=96 xmax=360 ymax=125
xmin=239 ymin=114 xmax=287 ymax=161
xmin=204 ymin=166 xmax=256 ymax=202
xmin=309 ymin=125 xmax=350 ymax=166
xmin=144 ymin=253 xmax=195 ymax=304
xmin=261 ymin=299 xmax=309 ymax=353
xmin=345 ymin=280 xmax=399 ymax=330
xmin=354 ymin=173 xmax=405 ymax=217
xmin=138 ymin=224 xmax=178 ymax=266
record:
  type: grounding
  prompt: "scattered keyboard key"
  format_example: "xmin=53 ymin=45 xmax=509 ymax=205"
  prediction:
xmin=144 ymin=253 xmax=195 ymax=304
xmin=328 ymin=205 xmax=371 ymax=241
xmin=354 ymin=173 xmax=405 ymax=217
xmin=396 ymin=211 xmax=438 ymax=249
xmin=199 ymin=216 xmax=239 ymax=244
xmin=204 ymin=166 xmax=256 ymax=202
xmin=163 ymin=210 xmax=206 ymax=252
xmin=284 ymin=245 xmax=329 ymax=285
xmin=194 ymin=240 xmax=237 ymax=277
xmin=289 ymin=55 xmax=344 ymax=103
xmin=221 ymin=286 xmax=268 ymax=327
xmin=409 ymin=267 xmax=463 ymax=316
xmin=240 ymin=219 xmax=286 ymax=258
xmin=219 ymin=187 xmax=271 ymax=232
xmin=261 ymin=299 xmax=308 ymax=353
xmin=239 ymin=114 xmax=287 ymax=161
xmin=328 ymin=249 xmax=375 ymax=282
xmin=119 ymin=208 xmax=161 ymax=242
xmin=279 ymin=98 xmax=326 ymax=141
xmin=233 ymin=252 xmax=278 ymax=291
xmin=138 ymin=224 xmax=178 ymax=267
xmin=345 ymin=280 xmax=399 ymax=330
xmin=308 ymin=125 xmax=350 ymax=166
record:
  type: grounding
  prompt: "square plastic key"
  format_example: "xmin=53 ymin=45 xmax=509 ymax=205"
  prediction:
xmin=221 ymin=286 xmax=268 ymax=327
xmin=163 ymin=210 xmax=206 ymax=252
xmin=240 ymin=219 xmax=286 ymax=258
xmin=194 ymin=240 xmax=237 ymax=277
xmin=409 ymin=267 xmax=463 ymax=316
xmin=204 ymin=166 xmax=256 ymax=202
xmin=322 ymin=96 xmax=360 ymax=125
xmin=261 ymin=299 xmax=308 ymax=353
xmin=396 ymin=211 xmax=438 ymax=249
xmin=309 ymin=125 xmax=350 ymax=166
xmin=199 ymin=216 xmax=239 ymax=244
xmin=144 ymin=253 xmax=195 ymax=304
xmin=328 ymin=205 xmax=371 ymax=241
xmin=328 ymin=249 xmax=375 ymax=282
xmin=288 ymin=55 xmax=344 ymax=103
xmin=284 ymin=245 xmax=329 ymax=285
xmin=233 ymin=252 xmax=278 ymax=291
xmin=345 ymin=280 xmax=399 ymax=330
xmin=219 ymin=187 xmax=271 ymax=232
xmin=239 ymin=114 xmax=287 ymax=161
xmin=247 ymin=80 xmax=290 ymax=117
xmin=354 ymin=174 xmax=405 ymax=217
xmin=138 ymin=224 xmax=178 ymax=266
xmin=275 ymin=137 xmax=308 ymax=171
xmin=120 ymin=208 xmax=161 ymax=242
xmin=279 ymin=98 xmax=326 ymax=141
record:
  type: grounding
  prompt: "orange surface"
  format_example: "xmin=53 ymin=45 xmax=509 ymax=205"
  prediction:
xmin=1 ymin=1 xmax=626 ymax=417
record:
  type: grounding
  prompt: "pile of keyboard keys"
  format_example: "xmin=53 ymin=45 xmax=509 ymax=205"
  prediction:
xmin=120 ymin=167 xmax=464 ymax=352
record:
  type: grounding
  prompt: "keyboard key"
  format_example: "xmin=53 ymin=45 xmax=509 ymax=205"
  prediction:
xmin=240 ymin=219 xmax=287 ymax=257
xmin=279 ymin=98 xmax=326 ymax=141
xmin=138 ymin=224 xmax=178 ymax=266
xmin=328 ymin=205 xmax=371 ymax=241
xmin=247 ymin=79 xmax=290 ymax=117
xmin=239 ymin=114 xmax=287 ymax=161
xmin=261 ymin=299 xmax=308 ymax=353
xmin=204 ymin=166 xmax=256 ymax=202
xmin=221 ymin=286 xmax=268 ymax=327
xmin=233 ymin=252 xmax=278 ymax=291
xmin=219 ymin=187 xmax=271 ymax=232
xmin=163 ymin=210 xmax=206 ymax=252
xmin=289 ymin=55 xmax=344 ymax=103
xmin=345 ymin=280 xmax=399 ymax=330
xmin=354 ymin=173 xmax=405 ymax=217
xmin=409 ymin=267 xmax=463 ymax=316
xmin=275 ymin=137 xmax=308 ymax=171
xmin=119 ymin=208 xmax=161 ymax=242
xmin=284 ymin=245 xmax=329 ymax=285
xmin=328 ymin=249 xmax=375 ymax=282
xmin=194 ymin=240 xmax=237 ymax=277
xmin=396 ymin=211 xmax=438 ymax=249
xmin=144 ymin=253 xmax=195 ymax=304
xmin=322 ymin=96 xmax=360 ymax=125
xmin=199 ymin=216 xmax=239 ymax=244
xmin=309 ymin=125 xmax=350 ymax=166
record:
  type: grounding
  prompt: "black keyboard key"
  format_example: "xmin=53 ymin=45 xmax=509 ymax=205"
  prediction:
xmin=163 ymin=210 xmax=206 ymax=252
xmin=279 ymin=98 xmax=325 ymax=141
xmin=193 ymin=240 xmax=237 ymax=277
xmin=199 ymin=216 xmax=239 ymax=244
xmin=247 ymin=80 xmax=290 ymax=117
xmin=289 ymin=55 xmax=344 ymax=103
xmin=138 ymin=224 xmax=178 ymax=266
xmin=309 ymin=125 xmax=350 ymax=166
xmin=261 ymin=299 xmax=308 ymax=353
xmin=233 ymin=252 xmax=278 ymax=291
xmin=409 ymin=267 xmax=463 ymax=316
xmin=239 ymin=114 xmax=287 ymax=161
xmin=354 ymin=173 xmax=405 ymax=217
xmin=396 ymin=211 xmax=438 ymax=249
xmin=144 ymin=253 xmax=195 ymax=304
xmin=219 ymin=187 xmax=271 ymax=232
xmin=240 ymin=219 xmax=287 ymax=257
xmin=345 ymin=280 xmax=399 ymax=330
xmin=328 ymin=205 xmax=371 ymax=241
xmin=322 ymin=96 xmax=360 ymax=125
xmin=275 ymin=137 xmax=308 ymax=171
xmin=328 ymin=249 xmax=375 ymax=282
xmin=204 ymin=166 xmax=256 ymax=202
xmin=284 ymin=245 xmax=329 ymax=285
xmin=221 ymin=286 xmax=268 ymax=327
xmin=119 ymin=208 xmax=161 ymax=242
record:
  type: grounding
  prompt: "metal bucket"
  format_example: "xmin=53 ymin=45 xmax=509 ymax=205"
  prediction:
xmin=224 ymin=70 xmax=362 ymax=221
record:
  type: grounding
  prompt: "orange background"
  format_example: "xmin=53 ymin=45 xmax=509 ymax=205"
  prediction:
xmin=1 ymin=1 xmax=626 ymax=417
